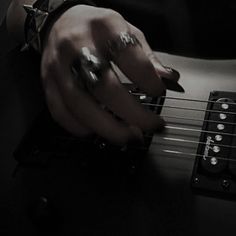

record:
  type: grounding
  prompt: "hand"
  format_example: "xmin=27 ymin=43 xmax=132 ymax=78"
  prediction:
xmin=41 ymin=5 xmax=180 ymax=145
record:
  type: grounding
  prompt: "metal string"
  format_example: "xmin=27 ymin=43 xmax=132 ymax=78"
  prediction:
xmin=164 ymin=125 xmax=236 ymax=137
xmin=132 ymin=93 xmax=236 ymax=106
xmin=142 ymin=103 xmax=236 ymax=115
xmin=160 ymin=149 xmax=236 ymax=163
xmin=134 ymin=94 xmax=236 ymax=163
xmin=145 ymin=125 xmax=236 ymax=139
xmin=154 ymin=137 xmax=236 ymax=149
xmin=162 ymin=96 xmax=236 ymax=106
xmin=162 ymin=115 xmax=236 ymax=126
xmin=130 ymin=145 xmax=236 ymax=164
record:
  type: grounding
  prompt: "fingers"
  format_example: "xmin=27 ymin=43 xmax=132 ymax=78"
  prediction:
xmin=90 ymin=18 xmax=164 ymax=96
xmin=40 ymin=8 xmax=174 ymax=145
xmin=128 ymin=23 xmax=178 ymax=79
xmin=42 ymin=68 xmax=93 ymax=137
xmin=90 ymin=67 xmax=165 ymax=132
xmin=42 ymin=51 xmax=143 ymax=145
xmin=127 ymin=23 xmax=184 ymax=92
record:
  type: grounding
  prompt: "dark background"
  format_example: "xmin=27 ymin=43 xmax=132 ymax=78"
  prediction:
xmin=95 ymin=0 xmax=236 ymax=58
xmin=1 ymin=0 xmax=236 ymax=58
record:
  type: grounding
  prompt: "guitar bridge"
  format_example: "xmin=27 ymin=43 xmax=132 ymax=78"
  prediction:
xmin=191 ymin=91 xmax=236 ymax=198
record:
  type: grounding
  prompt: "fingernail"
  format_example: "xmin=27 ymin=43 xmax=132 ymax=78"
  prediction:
xmin=149 ymin=55 xmax=180 ymax=82
xmin=161 ymin=77 xmax=185 ymax=93
xmin=163 ymin=66 xmax=180 ymax=82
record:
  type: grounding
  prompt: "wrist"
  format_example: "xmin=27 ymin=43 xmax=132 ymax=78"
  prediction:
xmin=23 ymin=0 xmax=95 ymax=53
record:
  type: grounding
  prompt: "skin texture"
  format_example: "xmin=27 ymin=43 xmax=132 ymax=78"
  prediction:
xmin=7 ymin=2 xmax=180 ymax=145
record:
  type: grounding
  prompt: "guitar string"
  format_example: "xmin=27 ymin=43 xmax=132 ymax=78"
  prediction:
xmin=49 ymin=136 xmax=236 ymax=164
xmin=162 ymin=115 xmax=236 ymax=126
xmin=153 ymin=137 xmax=236 ymax=149
xmin=146 ymin=125 xmax=236 ymax=137
xmin=135 ymin=95 xmax=236 ymax=159
xmin=133 ymin=94 xmax=236 ymax=163
xmin=132 ymin=93 xmax=236 ymax=106
xmin=52 ymin=95 xmax=236 ymax=164
xmin=143 ymin=95 xmax=236 ymax=163
xmin=128 ymin=144 xmax=236 ymax=164
xmin=142 ymin=103 xmax=236 ymax=115
xmin=51 ymin=135 xmax=236 ymax=163
xmin=165 ymin=125 xmax=236 ymax=137
xmin=144 ymin=125 xmax=236 ymax=138
xmin=160 ymin=149 xmax=236 ymax=163
xmin=162 ymin=96 xmax=236 ymax=105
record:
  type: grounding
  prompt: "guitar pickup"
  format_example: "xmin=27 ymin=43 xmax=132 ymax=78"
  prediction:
xmin=191 ymin=91 xmax=236 ymax=198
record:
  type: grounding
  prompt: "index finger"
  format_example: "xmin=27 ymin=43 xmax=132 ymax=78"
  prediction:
xmin=108 ymin=32 xmax=166 ymax=97
xmin=90 ymin=19 xmax=165 ymax=96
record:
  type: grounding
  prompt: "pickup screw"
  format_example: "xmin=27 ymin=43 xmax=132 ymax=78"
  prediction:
xmin=219 ymin=113 xmax=227 ymax=120
xmin=210 ymin=157 xmax=218 ymax=165
xmin=217 ymin=124 xmax=225 ymax=131
xmin=221 ymin=103 xmax=229 ymax=110
xmin=194 ymin=177 xmax=199 ymax=184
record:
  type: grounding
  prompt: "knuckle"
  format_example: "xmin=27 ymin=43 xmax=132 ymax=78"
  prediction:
xmin=90 ymin=9 xmax=123 ymax=28
xmin=57 ymin=31 xmax=79 ymax=52
xmin=133 ymin=27 xmax=145 ymax=39
xmin=101 ymin=8 xmax=123 ymax=21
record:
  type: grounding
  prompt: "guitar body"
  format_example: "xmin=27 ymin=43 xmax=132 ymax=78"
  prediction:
xmin=1 ymin=50 xmax=236 ymax=235
xmin=147 ymin=53 xmax=236 ymax=236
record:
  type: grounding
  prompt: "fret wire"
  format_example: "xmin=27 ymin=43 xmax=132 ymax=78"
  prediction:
xmin=163 ymin=115 xmax=236 ymax=126
xmin=142 ymin=103 xmax=236 ymax=115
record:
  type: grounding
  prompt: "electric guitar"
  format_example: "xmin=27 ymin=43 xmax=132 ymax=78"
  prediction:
xmin=3 ymin=50 xmax=236 ymax=235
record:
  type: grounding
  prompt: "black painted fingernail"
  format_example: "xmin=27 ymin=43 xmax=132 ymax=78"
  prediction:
xmin=161 ymin=77 xmax=185 ymax=93
xmin=163 ymin=66 xmax=180 ymax=82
